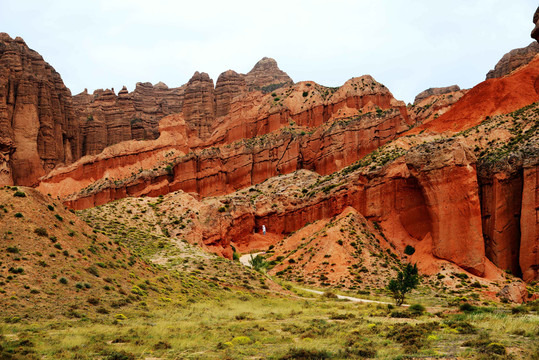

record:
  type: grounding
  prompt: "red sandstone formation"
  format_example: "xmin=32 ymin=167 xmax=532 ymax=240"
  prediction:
xmin=215 ymin=70 xmax=247 ymax=117
xmin=0 ymin=33 xmax=78 ymax=186
xmin=39 ymin=76 xmax=412 ymax=209
xmin=520 ymin=163 xmax=539 ymax=282
xmin=72 ymin=82 xmax=185 ymax=155
xmin=139 ymin=138 xmax=490 ymax=278
xmin=480 ymin=171 xmax=523 ymax=277
xmin=182 ymin=72 xmax=217 ymax=139
xmin=411 ymin=56 xmax=539 ymax=134
xmin=405 ymin=139 xmax=486 ymax=276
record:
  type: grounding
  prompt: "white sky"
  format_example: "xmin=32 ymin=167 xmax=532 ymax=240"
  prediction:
xmin=1 ymin=0 xmax=537 ymax=103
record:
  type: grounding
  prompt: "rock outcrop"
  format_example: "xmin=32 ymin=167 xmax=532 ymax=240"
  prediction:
xmin=181 ymin=72 xmax=217 ymax=139
xmin=72 ymin=82 xmax=185 ymax=155
xmin=520 ymin=163 xmax=538 ymax=282
xmin=405 ymin=139 xmax=486 ymax=276
xmin=0 ymin=33 xmax=78 ymax=186
xmin=532 ymin=6 xmax=539 ymax=42
xmin=409 ymin=87 xmax=467 ymax=126
xmin=411 ymin=56 xmax=539 ymax=134
xmin=413 ymin=85 xmax=461 ymax=104
xmin=486 ymin=42 xmax=539 ymax=79
xmin=244 ymin=57 xmax=293 ymax=91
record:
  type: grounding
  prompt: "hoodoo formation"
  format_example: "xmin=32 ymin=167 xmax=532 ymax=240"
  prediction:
xmin=0 ymin=6 xmax=538 ymax=300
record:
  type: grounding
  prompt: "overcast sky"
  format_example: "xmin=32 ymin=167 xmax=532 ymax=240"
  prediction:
xmin=1 ymin=0 xmax=537 ymax=103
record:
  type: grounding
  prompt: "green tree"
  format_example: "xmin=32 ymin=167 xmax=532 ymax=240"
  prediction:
xmin=249 ymin=254 xmax=268 ymax=273
xmin=387 ymin=263 xmax=420 ymax=306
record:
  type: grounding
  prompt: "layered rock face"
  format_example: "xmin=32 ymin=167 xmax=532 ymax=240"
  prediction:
xmin=244 ymin=57 xmax=293 ymax=91
xmin=413 ymin=85 xmax=461 ymax=104
xmin=70 ymin=57 xmax=293 ymax=153
xmin=39 ymin=76 xmax=413 ymax=208
xmin=0 ymin=33 xmax=78 ymax=186
xmin=520 ymin=163 xmax=538 ymax=281
xmin=409 ymin=87 xmax=468 ymax=126
xmin=405 ymin=140 xmax=486 ymax=276
xmin=181 ymin=72 xmax=217 ymax=139
xmin=72 ymin=82 xmax=185 ymax=155
xmin=486 ymin=42 xmax=539 ymax=79
xmin=215 ymin=70 xmax=246 ymax=117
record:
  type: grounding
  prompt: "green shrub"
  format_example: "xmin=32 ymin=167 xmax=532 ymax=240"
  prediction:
xmin=103 ymin=350 xmax=135 ymax=360
xmin=404 ymin=245 xmax=415 ymax=255
xmin=153 ymin=340 xmax=172 ymax=350
xmin=59 ymin=277 xmax=68 ymax=284
xmin=34 ymin=227 xmax=48 ymax=237
xmin=279 ymin=348 xmax=332 ymax=359
xmin=6 ymin=246 xmax=19 ymax=254
xmin=14 ymin=212 xmax=23 ymax=218
xmin=409 ymin=303 xmax=426 ymax=315
xmin=86 ymin=266 xmax=100 ymax=277
xmin=47 ymin=204 xmax=54 ymax=211
xmin=481 ymin=342 xmax=506 ymax=355
xmin=8 ymin=267 xmax=24 ymax=274
xmin=13 ymin=191 xmax=26 ymax=197
xmin=459 ymin=303 xmax=476 ymax=313
xmin=55 ymin=214 xmax=63 ymax=221
xmin=249 ymin=254 xmax=269 ymax=273
xmin=511 ymin=305 xmax=527 ymax=314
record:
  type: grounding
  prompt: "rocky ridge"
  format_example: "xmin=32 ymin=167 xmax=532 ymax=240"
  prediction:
xmin=486 ymin=42 xmax=539 ymax=79
xmin=38 ymin=76 xmax=412 ymax=208
xmin=413 ymin=85 xmax=461 ymax=104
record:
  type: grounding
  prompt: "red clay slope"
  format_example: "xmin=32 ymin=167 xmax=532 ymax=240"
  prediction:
xmin=411 ymin=55 xmax=539 ymax=134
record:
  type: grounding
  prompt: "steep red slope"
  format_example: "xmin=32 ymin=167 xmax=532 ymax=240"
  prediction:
xmin=411 ymin=56 xmax=539 ymax=134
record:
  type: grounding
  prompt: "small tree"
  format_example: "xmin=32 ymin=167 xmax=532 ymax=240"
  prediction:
xmin=387 ymin=263 xmax=420 ymax=306
xmin=249 ymin=254 xmax=268 ymax=273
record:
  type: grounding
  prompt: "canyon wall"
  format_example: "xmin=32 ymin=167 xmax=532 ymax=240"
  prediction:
xmin=0 ymin=33 xmax=78 ymax=186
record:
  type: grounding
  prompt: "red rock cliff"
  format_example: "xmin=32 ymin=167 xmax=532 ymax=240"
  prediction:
xmin=0 ymin=33 xmax=78 ymax=186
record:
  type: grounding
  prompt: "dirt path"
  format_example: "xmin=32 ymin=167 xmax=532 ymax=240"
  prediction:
xmin=298 ymin=288 xmax=403 ymax=306
xmin=238 ymin=252 xmax=403 ymax=306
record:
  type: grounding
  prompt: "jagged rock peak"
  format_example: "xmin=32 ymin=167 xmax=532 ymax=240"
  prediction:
xmin=414 ymin=85 xmax=461 ymax=105
xmin=245 ymin=57 xmax=293 ymax=91
xmin=250 ymin=57 xmax=280 ymax=71
xmin=215 ymin=70 xmax=246 ymax=117
xmin=188 ymin=71 xmax=213 ymax=85
xmin=532 ymin=6 xmax=539 ymax=42
xmin=154 ymin=81 xmax=168 ymax=89
xmin=486 ymin=42 xmax=539 ymax=79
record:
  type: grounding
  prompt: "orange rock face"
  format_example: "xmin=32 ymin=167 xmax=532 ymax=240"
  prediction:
xmin=520 ymin=164 xmax=539 ymax=282
xmin=405 ymin=140 xmax=486 ymax=276
xmin=412 ymin=56 xmax=539 ymax=134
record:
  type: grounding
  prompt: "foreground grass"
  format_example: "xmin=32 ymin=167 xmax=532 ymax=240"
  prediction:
xmin=1 ymin=293 xmax=538 ymax=360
